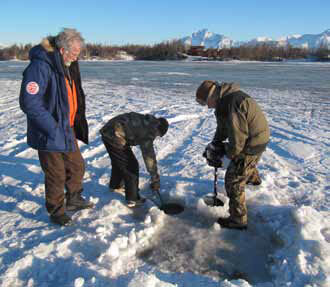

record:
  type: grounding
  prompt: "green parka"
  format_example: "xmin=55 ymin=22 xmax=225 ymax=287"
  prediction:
xmin=212 ymin=83 xmax=270 ymax=159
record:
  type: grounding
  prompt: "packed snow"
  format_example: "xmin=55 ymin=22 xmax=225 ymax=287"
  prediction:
xmin=0 ymin=61 xmax=329 ymax=287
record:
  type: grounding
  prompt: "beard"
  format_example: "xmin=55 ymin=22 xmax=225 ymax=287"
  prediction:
xmin=64 ymin=61 xmax=72 ymax=67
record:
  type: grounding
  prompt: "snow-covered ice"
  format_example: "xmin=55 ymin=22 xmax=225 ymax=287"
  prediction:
xmin=0 ymin=60 xmax=329 ymax=287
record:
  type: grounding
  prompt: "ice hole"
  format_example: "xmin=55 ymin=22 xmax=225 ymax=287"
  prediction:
xmin=138 ymin=208 xmax=277 ymax=285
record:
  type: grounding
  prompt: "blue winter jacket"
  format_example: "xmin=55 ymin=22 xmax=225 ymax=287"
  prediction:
xmin=19 ymin=38 xmax=88 ymax=152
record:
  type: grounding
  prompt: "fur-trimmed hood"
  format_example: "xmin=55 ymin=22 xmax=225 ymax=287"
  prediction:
xmin=28 ymin=36 xmax=64 ymax=74
xmin=40 ymin=36 xmax=56 ymax=52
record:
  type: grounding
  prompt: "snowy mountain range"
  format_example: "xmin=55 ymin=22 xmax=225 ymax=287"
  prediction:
xmin=181 ymin=29 xmax=330 ymax=49
xmin=181 ymin=30 xmax=233 ymax=49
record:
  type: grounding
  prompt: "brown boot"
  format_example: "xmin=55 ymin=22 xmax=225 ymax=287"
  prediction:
xmin=217 ymin=216 xmax=247 ymax=230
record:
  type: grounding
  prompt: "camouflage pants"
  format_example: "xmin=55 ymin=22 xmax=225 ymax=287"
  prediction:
xmin=225 ymin=153 xmax=262 ymax=224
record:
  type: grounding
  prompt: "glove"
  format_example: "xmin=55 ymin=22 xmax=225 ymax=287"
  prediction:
xmin=150 ymin=174 xmax=160 ymax=192
xmin=203 ymin=143 xmax=224 ymax=168
xmin=203 ymin=142 xmax=226 ymax=158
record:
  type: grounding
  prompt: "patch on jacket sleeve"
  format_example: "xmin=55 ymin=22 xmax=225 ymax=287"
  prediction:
xmin=26 ymin=81 xmax=40 ymax=95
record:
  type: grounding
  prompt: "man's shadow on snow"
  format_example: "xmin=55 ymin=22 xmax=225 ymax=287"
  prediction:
xmin=0 ymin=153 xmax=49 ymax=221
xmin=0 ymin=148 xmax=108 ymax=224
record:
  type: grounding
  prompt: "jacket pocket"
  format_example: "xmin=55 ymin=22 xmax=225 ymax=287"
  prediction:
xmin=45 ymin=126 xmax=66 ymax=151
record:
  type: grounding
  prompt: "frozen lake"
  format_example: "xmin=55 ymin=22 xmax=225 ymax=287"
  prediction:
xmin=0 ymin=60 xmax=329 ymax=287
xmin=2 ymin=59 xmax=330 ymax=92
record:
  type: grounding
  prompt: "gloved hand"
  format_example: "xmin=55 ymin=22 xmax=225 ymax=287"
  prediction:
xmin=203 ymin=143 xmax=224 ymax=168
xmin=150 ymin=174 xmax=160 ymax=192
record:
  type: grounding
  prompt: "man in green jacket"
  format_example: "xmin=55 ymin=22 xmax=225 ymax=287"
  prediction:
xmin=196 ymin=80 xmax=270 ymax=230
xmin=100 ymin=112 xmax=169 ymax=207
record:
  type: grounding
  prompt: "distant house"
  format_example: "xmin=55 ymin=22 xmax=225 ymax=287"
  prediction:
xmin=188 ymin=46 xmax=205 ymax=56
xmin=270 ymin=56 xmax=284 ymax=62
xmin=115 ymin=50 xmax=134 ymax=61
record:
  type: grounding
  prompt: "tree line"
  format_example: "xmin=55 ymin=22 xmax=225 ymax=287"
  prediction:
xmin=0 ymin=44 xmax=33 ymax=61
xmin=0 ymin=40 xmax=328 ymax=61
xmin=0 ymin=40 xmax=187 ymax=61
xmin=204 ymin=45 xmax=310 ymax=61
xmin=189 ymin=44 xmax=330 ymax=61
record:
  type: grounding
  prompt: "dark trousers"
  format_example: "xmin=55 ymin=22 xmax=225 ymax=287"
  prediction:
xmin=38 ymin=137 xmax=85 ymax=216
xmin=102 ymin=137 xmax=140 ymax=201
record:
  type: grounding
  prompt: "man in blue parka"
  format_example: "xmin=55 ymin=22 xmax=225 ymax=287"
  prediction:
xmin=19 ymin=28 xmax=93 ymax=226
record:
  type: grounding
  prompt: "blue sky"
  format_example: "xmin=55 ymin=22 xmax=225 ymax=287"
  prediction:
xmin=1 ymin=0 xmax=329 ymax=45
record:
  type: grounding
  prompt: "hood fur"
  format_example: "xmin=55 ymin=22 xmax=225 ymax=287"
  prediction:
xmin=40 ymin=37 xmax=56 ymax=52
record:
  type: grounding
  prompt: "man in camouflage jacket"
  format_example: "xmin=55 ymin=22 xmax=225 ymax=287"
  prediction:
xmin=196 ymin=80 xmax=270 ymax=229
xmin=100 ymin=112 xmax=169 ymax=207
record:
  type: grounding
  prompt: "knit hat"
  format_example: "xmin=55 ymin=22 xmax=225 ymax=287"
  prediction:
xmin=157 ymin=118 xmax=169 ymax=137
xmin=196 ymin=80 xmax=217 ymax=105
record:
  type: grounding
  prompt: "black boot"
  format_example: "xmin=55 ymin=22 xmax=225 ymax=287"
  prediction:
xmin=126 ymin=197 xmax=146 ymax=208
xmin=50 ymin=213 xmax=73 ymax=226
xmin=217 ymin=217 xmax=247 ymax=230
xmin=109 ymin=180 xmax=125 ymax=193
xmin=66 ymin=192 xmax=94 ymax=211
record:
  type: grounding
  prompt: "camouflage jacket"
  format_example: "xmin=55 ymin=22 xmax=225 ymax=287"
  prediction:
xmin=213 ymin=83 xmax=270 ymax=159
xmin=100 ymin=112 xmax=160 ymax=177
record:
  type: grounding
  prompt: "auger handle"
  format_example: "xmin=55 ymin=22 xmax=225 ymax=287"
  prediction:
xmin=214 ymin=167 xmax=218 ymax=197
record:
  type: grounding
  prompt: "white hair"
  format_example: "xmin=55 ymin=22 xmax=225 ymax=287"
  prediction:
xmin=55 ymin=28 xmax=85 ymax=50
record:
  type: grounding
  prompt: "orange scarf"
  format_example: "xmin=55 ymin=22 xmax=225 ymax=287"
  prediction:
xmin=65 ymin=78 xmax=77 ymax=127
